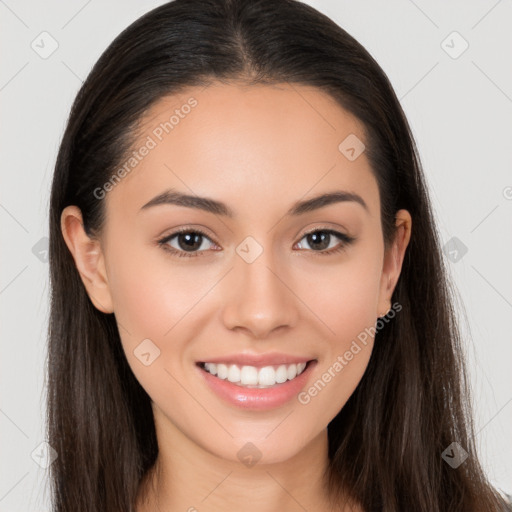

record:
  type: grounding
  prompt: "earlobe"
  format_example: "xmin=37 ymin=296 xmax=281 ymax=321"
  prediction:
xmin=60 ymin=206 xmax=114 ymax=314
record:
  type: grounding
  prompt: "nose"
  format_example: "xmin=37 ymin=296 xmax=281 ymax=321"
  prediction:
xmin=221 ymin=248 xmax=300 ymax=339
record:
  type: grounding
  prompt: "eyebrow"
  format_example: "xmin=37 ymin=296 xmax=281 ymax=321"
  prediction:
xmin=140 ymin=188 xmax=368 ymax=217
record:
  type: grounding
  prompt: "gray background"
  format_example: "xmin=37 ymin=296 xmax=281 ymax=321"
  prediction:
xmin=1 ymin=0 xmax=511 ymax=509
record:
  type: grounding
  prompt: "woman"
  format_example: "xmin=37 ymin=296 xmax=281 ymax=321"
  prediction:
xmin=47 ymin=0 xmax=511 ymax=510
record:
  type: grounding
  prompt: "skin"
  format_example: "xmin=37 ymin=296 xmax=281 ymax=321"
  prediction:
xmin=61 ymin=82 xmax=412 ymax=511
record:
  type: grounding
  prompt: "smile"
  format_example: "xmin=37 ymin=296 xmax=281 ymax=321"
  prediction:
xmin=196 ymin=357 xmax=317 ymax=410
xmin=199 ymin=362 xmax=308 ymax=388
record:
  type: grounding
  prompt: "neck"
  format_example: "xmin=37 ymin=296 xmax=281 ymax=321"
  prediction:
xmin=135 ymin=409 xmax=353 ymax=512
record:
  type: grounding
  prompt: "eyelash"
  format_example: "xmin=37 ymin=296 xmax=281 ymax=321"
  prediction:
xmin=157 ymin=226 xmax=356 ymax=259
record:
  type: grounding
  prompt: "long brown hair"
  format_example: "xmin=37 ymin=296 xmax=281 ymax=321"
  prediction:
xmin=46 ymin=0 xmax=509 ymax=510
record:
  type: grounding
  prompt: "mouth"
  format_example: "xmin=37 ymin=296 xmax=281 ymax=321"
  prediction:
xmin=197 ymin=361 xmax=311 ymax=388
xmin=196 ymin=356 xmax=317 ymax=410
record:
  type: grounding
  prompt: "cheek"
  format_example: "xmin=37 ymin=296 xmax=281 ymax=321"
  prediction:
xmin=300 ymin=249 xmax=383 ymax=335
xmin=298 ymin=304 xmax=377 ymax=429
xmin=106 ymin=240 xmax=205 ymax=339
xmin=105 ymin=241 xmax=225 ymax=389
xmin=295 ymin=252 xmax=382 ymax=418
xmin=105 ymin=244 xmax=204 ymax=405
xmin=297 ymin=347 xmax=372 ymax=435
xmin=108 ymin=261 xmax=173 ymax=339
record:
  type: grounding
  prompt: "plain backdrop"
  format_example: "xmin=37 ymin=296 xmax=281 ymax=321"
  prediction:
xmin=1 ymin=0 xmax=511 ymax=509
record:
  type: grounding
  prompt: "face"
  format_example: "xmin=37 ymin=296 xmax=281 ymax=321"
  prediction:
xmin=62 ymin=82 xmax=411 ymax=466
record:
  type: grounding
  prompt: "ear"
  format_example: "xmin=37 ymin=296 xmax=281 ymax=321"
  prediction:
xmin=60 ymin=205 xmax=114 ymax=314
xmin=377 ymin=209 xmax=412 ymax=318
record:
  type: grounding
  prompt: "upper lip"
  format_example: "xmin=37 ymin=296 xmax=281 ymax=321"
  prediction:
xmin=197 ymin=352 xmax=315 ymax=367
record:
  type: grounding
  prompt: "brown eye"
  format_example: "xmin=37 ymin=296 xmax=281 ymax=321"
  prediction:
xmin=295 ymin=229 xmax=355 ymax=255
xmin=158 ymin=229 xmax=217 ymax=258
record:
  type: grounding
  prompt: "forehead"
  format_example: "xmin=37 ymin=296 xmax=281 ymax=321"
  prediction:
xmin=105 ymin=82 xmax=379 ymax=221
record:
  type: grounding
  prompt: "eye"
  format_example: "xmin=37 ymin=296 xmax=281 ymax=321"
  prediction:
xmin=157 ymin=227 xmax=355 ymax=259
xmin=157 ymin=228 xmax=217 ymax=258
xmin=295 ymin=228 xmax=355 ymax=256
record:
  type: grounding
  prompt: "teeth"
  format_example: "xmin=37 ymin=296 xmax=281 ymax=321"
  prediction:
xmin=275 ymin=365 xmax=288 ymax=383
xmin=258 ymin=366 xmax=275 ymax=386
xmin=202 ymin=361 xmax=309 ymax=387
xmin=227 ymin=364 xmax=241 ymax=383
xmin=287 ymin=364 xmax=297 ymax=380
xmin=240 ymin=365 xmax=258 ymax=385
xmin=204 ymin=362 xmax=217 ymax=375
xmin=216 ymin=363 xmax=228 ymax=379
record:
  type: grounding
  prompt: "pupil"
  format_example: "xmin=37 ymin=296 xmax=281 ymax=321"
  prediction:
xmin=308 ymin=232 xmax=329 ymax=250
xmin=179 ymin=233 xmax=202 ymax=251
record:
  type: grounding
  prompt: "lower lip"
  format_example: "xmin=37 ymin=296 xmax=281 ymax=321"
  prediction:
xmin=197 ymin=361 xmax=317 ymax=410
